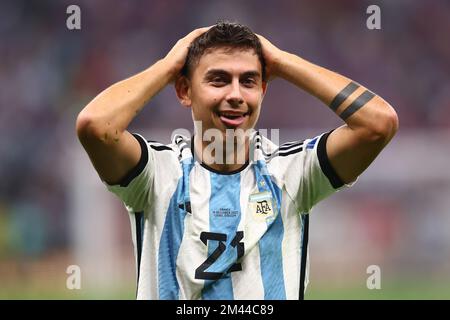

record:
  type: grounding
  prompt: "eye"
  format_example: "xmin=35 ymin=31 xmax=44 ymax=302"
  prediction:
xmin=241 ymin=78 xmax=256 ymax=87
xmin=210 ymin=77 xmax=227 ymax=86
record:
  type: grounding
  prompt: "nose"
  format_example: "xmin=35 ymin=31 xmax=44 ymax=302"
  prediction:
xmin=225 ymin=79 xmax=244 ymax=107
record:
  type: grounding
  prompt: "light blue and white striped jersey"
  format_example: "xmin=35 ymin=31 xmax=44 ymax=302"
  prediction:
xmin=105 ymin=130 xmax=353 ymax=300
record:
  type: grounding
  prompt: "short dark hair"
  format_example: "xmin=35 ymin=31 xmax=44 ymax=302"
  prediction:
xmin=181 ymin=21 xmax=266 ymax=81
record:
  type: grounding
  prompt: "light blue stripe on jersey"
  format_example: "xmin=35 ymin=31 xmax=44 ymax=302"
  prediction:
xmin=201 ymin=172 xmax=242 ymax=300
xmin=158 ymin=158 xmax=194 ymax=299
xmin=255 ymin=160 xmax=286 ymax=299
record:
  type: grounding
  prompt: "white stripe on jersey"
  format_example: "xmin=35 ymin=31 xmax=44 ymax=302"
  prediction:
xmin=280 ymin=192 xmax=303 ymax=299
xmin=176 ymin=164 xmax=211 ymax=300
xmin=230 ymin=166 xmax=265 ymax=300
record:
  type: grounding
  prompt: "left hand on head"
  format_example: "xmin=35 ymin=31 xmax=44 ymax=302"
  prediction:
xmin=257 ymin=34 xmax=285 ymax=82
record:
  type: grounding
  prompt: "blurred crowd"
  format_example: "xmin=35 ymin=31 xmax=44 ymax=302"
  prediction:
xmin=0 ymin=0 xmax=449 ymax=265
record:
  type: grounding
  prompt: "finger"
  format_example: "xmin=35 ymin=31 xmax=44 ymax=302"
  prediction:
xmin=256 ymin=33 xmax=265 ymax=41
xmin=183 ymin=26 xmax=212 ymax=42
xmin=194 ymin=26 xmax=213 ymax=36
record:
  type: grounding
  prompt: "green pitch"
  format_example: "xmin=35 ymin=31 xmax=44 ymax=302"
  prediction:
xmin=1 ymin=280 xmax=450 ymax=299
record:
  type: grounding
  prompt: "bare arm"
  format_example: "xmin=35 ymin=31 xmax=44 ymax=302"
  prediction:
xmin=76 ymin=27 xmax=209 ymax=184
xmin=258 ymin=35 xmax=399 ymax=184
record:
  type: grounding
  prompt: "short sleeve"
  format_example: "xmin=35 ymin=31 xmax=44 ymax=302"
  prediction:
xmin=282 ymin=130 xmax=356 ymax=213
xmin=104 ymin=133 xmax=154 ymax=212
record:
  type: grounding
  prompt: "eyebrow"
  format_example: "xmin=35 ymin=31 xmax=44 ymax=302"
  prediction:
xmin=204 ymin=69 xmax=261 ymax=79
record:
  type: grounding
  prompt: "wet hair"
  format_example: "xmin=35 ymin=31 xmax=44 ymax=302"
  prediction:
xmin=181 ymin=20 xmax=266 ymax=81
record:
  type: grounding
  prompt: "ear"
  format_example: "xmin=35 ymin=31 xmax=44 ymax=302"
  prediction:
xmin=261 ymin=80 xmax=268 ymax=98
xmin=175 ymin=75 xmax=192 ymax=108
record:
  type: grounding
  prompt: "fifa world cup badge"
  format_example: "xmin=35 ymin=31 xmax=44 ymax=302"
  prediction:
xmin=249 ymin=191 xmax=276 ymax=222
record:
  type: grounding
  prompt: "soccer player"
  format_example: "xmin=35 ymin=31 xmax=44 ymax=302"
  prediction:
xmin=76 ymin=21 xmax=398 ymax=300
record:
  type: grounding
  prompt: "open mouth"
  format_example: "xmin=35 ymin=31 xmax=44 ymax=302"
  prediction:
xmin=217 ymin=111 xmax=249 ymax=127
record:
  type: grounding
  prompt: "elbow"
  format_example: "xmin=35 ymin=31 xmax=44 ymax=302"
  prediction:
xmin=76 ymin=110 xmax=105 ymax=143
xmin=379 ymin=104 xmax=399 ymax=140
xmin=362 ymin=103 xmax=399 ymax=143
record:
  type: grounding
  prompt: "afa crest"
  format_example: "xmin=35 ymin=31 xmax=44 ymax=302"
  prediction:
xmin=255 ymin=200 xmax=272 ymax=215
xmin=249 ymin=191 xmax=275 ymax=222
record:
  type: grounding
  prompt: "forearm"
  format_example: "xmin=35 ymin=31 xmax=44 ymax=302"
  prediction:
xmin=77 ymin=58 xmax=173 ymax=141
xmin=275 ymin=52 xmax=398 ymax=140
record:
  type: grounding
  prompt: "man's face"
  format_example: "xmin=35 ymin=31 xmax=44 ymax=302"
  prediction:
xmin=185 ymin=47 xmax=267 ymax=136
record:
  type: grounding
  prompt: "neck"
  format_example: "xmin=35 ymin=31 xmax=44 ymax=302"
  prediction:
xmin=194 ymin=134 xmax=250 ymax=173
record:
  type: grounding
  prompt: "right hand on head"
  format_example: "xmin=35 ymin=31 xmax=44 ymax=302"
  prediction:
xmin=163 ymin=26 xmax=212 ymax=83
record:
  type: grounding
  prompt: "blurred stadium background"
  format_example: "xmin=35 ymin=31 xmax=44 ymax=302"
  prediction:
xmin=1 ymin=0 xmax=450 ymax=299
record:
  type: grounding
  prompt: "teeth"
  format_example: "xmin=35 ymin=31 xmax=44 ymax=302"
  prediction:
xmin=220 ymin=112 xmax=246 ymax=117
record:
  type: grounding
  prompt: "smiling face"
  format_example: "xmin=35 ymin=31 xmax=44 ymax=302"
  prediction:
xmin=176 ymin=47 xmax=267 ymax=138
